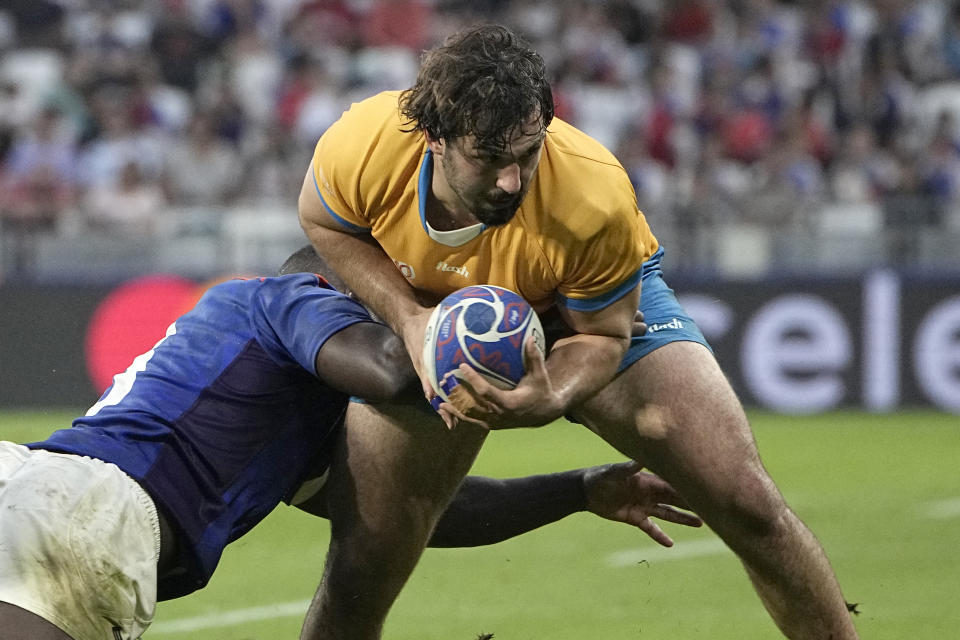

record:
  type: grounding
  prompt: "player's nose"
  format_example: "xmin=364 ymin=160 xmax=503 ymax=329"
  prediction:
xmin=496 ymin=163 xmax=521 ymax=194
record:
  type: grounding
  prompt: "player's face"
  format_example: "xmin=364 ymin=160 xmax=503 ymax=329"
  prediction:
xmin=437 ymin=122 xmax=544 ymax=226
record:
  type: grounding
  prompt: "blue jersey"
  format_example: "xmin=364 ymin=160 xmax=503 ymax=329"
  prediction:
xmin=29 ymin=274 xmax=374 ymax=599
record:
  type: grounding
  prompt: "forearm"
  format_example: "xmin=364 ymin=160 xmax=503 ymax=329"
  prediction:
xmin=545 ymin=333 xmax=628 ymax=414
xmin=543 ymin=283 xmax=639 ymax=415
xmin=428 ymin=471 xmax=587 ymax=547
xmin=315 ymin=324 xmax=423 ymax=403
xmin=301 ymin=219 xmax=424 ymax=333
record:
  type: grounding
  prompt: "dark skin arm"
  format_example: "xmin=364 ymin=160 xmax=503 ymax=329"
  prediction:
xmin=313 ymin=320 xmax=421 ymax=404
xmin=294 ymin=462 xmax=702 ymax=548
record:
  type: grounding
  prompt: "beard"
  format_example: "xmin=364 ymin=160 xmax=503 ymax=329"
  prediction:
xmin=441 ymin=151 xmax=529 ymax=226
xmin=473 ymin=194 xmax=523 ymax=226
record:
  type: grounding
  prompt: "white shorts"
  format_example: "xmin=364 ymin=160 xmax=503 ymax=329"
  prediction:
xmin=0 ymin=442 xmax=160 ymax=640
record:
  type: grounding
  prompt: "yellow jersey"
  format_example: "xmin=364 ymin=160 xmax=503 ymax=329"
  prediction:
xmin=309 ymin=91 xmax=658 ymax=313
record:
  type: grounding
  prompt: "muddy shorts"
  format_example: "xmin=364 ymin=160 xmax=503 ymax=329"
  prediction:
xmin=0 ymin=442 xmax=160 ymax=640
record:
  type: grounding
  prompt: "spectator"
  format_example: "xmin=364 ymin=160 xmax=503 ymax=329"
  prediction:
xmin=226 ymin=25 xmax=283 ymax=126
xmin=78 ymin=89 xmax=166 ymax=189
xmin=917 ymin=114 xmax=960 ymax=215
xmin=362 ymin=0 xmax=433 ymax=51
xmin=163 ymin=112 xmax=243 ymax=206
xmin=289 ymin=60 xmax=344 ymax=147
xmin=237 ymin=124 xmax=305 ymax=204
xmin=2 ymin=0 xmax=960 ymax=276
xmin=2 ymin=106 xmax=78 ymax=190
xmin=0 ymin=82 xmax=30 ymax=159
xmin=829 ymin=122 xmax=901 ymax=203
xmin=82 ymin=160 xmax=168 ymax=234
xmin=286 ymin=0 xmax=361 ymax=52
xmin=4 ymin=0 xmax=65 ymax=48
xmin=0 ymin=164 xmax=73 ymax=235
xmin=0 ymin=165 xmax=74 ymax=277
xmin=150 ymin=10 xmax=212 ymax=94
xmin=0 ymin=106 xmax=78 ymax=272
xmin=884 ymin=157 xmax=939 ymax=263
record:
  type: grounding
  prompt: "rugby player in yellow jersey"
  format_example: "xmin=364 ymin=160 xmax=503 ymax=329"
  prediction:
xmin=297 ymin=25 xmax=859 ymax=640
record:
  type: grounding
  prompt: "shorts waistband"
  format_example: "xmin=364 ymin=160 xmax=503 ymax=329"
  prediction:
xmin=123 ymin=474 xmax=162 ymax=563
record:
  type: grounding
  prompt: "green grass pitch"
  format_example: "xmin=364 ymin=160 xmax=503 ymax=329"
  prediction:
xmin=2 ymin=409 xmax=958 ymax=639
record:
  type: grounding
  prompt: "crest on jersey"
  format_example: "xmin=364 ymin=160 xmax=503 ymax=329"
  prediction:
xmin=393 ymin=259 xmax=415 ymax=281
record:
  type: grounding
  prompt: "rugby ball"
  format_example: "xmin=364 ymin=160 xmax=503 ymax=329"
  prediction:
xmin=423 ymin=285 xmax=545 ymax=404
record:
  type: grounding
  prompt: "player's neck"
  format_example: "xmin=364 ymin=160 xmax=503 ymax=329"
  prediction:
xmin=426 ymin=175 xmax=480 ymax=231
xmin=424 ymin=197 xmax=478 ymax=231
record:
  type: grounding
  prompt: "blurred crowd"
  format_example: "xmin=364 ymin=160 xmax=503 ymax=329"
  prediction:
xmin=2 ymin=0 xmax=960 ymax=274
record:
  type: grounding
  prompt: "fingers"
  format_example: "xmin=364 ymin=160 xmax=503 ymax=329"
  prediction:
xmin=422 ymin=376 xmax=437 ymax=402
xmin=456 ymin=339 xmax=545 ymax=395
xmin=637 ymin=518 xmax=674 ymax=547
xmin=522 ymin=336 xmax=547 ymax=378
xmin=631 ymin=473 xmax=702 ymax=527
xmin=454 ymin=364 xmax=497 ymax=397
xmin=603 ymin=469 xmax=702 ymax=539
xmin=434 ymin=344 xmax=559 ymax=429
xmin=631 ymin=503 xmax=701 ymax=547
xmin=429 ymin=391 xmax=462 ymax=430
xmin=437 ymin=401 xmax=489 ymax=430
xmin=450 ymin=366 xmax=517 ymax=419
xmin=433 ymin=372 xmax=498 ymax=430
xmin=610 ymin=460 xmax=644 ymax=476
xmin=632 ymin=310 xmax=647 ymax=337
xmin=632 ymin=471 xmax=693 ymax=511
xmin=448 ymin=369 xmax=504 ymax=415
xmin=649 ymin=503 xmax=703 ymax=528
xmin=437 ymin=406 xmax=459 ymax=430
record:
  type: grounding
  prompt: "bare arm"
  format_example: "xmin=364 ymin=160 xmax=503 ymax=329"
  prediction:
xmin=313 ymin=321 xmax=421 ymax=403
xmin=298 ymin=169 xmax=435 ymax=376
xmin=545 ymin=284 xmax=641 ymax=413
xmin=295 ymin=462 xmax=702 ymax=547
xmin=447 ymin=282 xmax=641 ymax=428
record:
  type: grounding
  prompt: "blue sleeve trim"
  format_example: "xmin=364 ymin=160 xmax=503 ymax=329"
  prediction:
xmin=417 ymin=149 xmax=432 ymax=234
xmin=556 ymin=267 xmax=643 ymax=312
xmin=312 ymin=168 xmax=370 ymax=234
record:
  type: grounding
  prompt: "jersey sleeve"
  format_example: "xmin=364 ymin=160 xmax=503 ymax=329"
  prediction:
xmin=309 ymin=105 xmax=373 ymax=233
xmin=550 ymin=185 xmax=648 ymax=313
xmin=253 ymin=275 xmax=376 ymax=376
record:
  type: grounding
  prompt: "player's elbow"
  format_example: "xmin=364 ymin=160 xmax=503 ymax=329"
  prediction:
xmin=364 ymin=334 xmax=420 ymax=403
xmin=297 ymin=171 xmax=314 ymax=222
xmin=298 ymin=200 xmax=323 ymax=241
xmin=366 ymin=370 xmax=420 ymax=404
xmin=611 ymin=332 xmax=631 ymax=358
xmin=297 ymin=170 xmax=329 ymax=239
xmin=593 ymin=333 xmax=631 ymax=379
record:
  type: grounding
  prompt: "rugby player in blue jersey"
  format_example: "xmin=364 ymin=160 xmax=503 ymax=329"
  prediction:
xmin=0 ymin=246 xmax=701 ymax=640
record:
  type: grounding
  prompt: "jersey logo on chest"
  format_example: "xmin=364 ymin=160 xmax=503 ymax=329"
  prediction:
xmin=436 ymin=261 xmax=469 ymax=278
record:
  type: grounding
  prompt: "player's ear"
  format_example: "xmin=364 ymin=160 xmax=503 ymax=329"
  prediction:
xmin=424 ymin=130 xmax=445 ymax=155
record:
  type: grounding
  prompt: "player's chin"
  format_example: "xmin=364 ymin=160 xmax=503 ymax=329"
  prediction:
xmin=476 ymin=203 xmax=519 ymax=226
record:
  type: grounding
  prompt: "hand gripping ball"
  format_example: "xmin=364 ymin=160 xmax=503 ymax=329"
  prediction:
xmin=423 ymin=285 xmax=545 ymax=407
